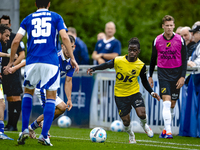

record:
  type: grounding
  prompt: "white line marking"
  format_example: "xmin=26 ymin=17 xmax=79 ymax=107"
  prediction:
xmin=6 ymin=131 xmax=199 ymax=150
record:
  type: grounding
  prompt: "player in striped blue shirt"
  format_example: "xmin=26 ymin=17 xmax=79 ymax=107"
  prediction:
xmin=4 ymin=0 xmax=79 ymax=146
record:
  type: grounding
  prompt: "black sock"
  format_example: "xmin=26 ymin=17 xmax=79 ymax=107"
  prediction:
xmin=6 ymin=101 xmax=14 ymax=127
xmin=12 ymin=101 xmax=21 ymax=129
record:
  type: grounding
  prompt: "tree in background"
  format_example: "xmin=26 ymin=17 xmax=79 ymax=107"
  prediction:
xmin=20 ymin=0 xmax=200 ymax=64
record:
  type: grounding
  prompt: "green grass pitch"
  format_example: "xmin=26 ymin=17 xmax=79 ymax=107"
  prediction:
xmin=1 ymin=122 xmax=199 ymax=150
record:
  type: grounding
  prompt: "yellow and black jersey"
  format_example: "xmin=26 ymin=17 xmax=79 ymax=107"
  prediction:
xmin=114 ymin=55 xmax=144 ymax=97
xmin=91 ymin=55 xmax=153 ymax=97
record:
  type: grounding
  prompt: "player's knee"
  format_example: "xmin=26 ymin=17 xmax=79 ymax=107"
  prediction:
xmin=122 ymin=119 xmax=130 ymax=127
xmin=59 ymin=105 xmax=67 ymax=113
xmin=137 ymin=111 xmax=146 ymax=119
xmin=171 ymin=101 xmax=176 ymax=108
xmin=56 ymin=102 xmax=67 ymax=112
xmin=121 ymin=116 xmax=130 ymax=126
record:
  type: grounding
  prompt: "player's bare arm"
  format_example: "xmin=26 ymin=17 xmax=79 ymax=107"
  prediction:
xmin=64 ymin=76 xmax=73 ymax=111
xmin=176 ymin=77 xmax=185 ymax=89
xmin=0 ymin=52 xmax=18 ymax=58
xmin=148 ymin=77 xmax=154 ymax=88
xmin=13 ymin=51 xmax=25 ymax=66
xmin=4 ymin=33 xmax=23 ymax=72
xmin=4 ymin=61 xmax=26 ymax=75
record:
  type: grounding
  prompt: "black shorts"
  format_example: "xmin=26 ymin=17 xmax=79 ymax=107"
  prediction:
xmin=115 ymin=92 xmax=145 ymax=117
xmin=2 ymin=69 xmax=23 ymax=96
xmin=159 ymin=79 xmax=180 ymax=100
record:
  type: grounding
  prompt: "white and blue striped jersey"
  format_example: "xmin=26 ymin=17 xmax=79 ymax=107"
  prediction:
xmin=57 ymin=50 xmax=75 ymax=78
xmin=18 ymin=9 xmax=67 ymax=66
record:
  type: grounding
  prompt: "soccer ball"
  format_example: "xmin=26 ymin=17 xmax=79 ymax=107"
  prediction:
xmin=130 ymin=121 xmax=142 ymax=132
xmin=110 ymin=120 xmax=124 ymax=132
xmin=90 ymin=127 xmax=107 ymax=143
xmin=57 ymin=116 xmax=71 ymax=128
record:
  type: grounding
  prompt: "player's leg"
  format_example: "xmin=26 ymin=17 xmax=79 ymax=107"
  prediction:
xmin=4 ymin=100 xmax=13 ymax=131
xmin=17 ymin=87 xmax=34 ymax=144
xmin=29 ymin=100 xmax=66 ymax=139
xmin=53 ymin=99 xmax=67 ymax=120
xmin=133 ymin=93 xmax=153 ymax=138
xmin=29 ymin=101 xmax=66 ymax=131
xmin=28 ymin=114 xmax=43 ymax=139
xmin=158 ymin=79 xmax=173 ymax=139
xmin=135 ymin=107 xmax=153 ymax=138
xmin=0 ymin=99 xmax=5 ymax=133
xmin=18 ymin=63 xmax=40 ymax=144
xmin=171 ymin=100 xmax=176 ymax=122
xmin=6 ymin=96 xmax=21 ymax=131
xmin=38 ymin=90 xmax=56 ymax=146
xmin=28 ymin=87 xmax=45 ymax=139
xmin=38 ymin=63 xmax=60 ymax=146
xmin=120 ymin=114 xmax=136 ymax=143
xmin=115 ymin=96 xmax=136 ymax=143
xmin=162 ymin=96 xmax=173 ymax=138
xmin=170 ymin=83 xmax=180 ymax=123
xmin=0 ymin=87 xmax=13 ymax=140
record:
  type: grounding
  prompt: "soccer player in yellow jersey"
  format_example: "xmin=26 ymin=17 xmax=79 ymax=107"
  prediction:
xmin=87 ymin=37 xmax=161 ymax=144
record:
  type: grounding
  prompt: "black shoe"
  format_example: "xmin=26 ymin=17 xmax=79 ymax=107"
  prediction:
xmin=13 ymin=127 xmax=18 ymax=131
xmin=4 ymin=125 xmax=12 ymax=131
xmin=5 ymin=125 xmax=18 ymax=131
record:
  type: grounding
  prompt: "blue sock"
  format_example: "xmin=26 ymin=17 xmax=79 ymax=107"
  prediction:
xmin=30 ymin=120 xmax=40 ymax=130
xmin=0 ymin=120 xmax=4 ymax=133
xmin=41 ymin=99 xmax=55 ymax=138
xmin=22 ymin=93 xmax=33 ymax=131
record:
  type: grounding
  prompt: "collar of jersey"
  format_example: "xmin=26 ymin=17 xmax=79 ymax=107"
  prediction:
xmin=60 ymin=50 xmax=70 ymax=62
xmin=37 ymin=9 xmax=48 ymax=12
xmin=162 ymin=32 xmax=175 ymax=40
xmin=103 ymin=37 xmax=115 ymax=43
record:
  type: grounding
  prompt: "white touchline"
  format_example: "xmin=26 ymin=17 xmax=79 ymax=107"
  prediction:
xmin=7 ymin=132 xmax=199 ymax=150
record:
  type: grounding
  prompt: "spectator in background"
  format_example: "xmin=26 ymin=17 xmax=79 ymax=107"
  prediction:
xmin=68 ymin=27 xmax=89 ymax=65
xmin=0 ymin=15 xmax=25 ymax=131
xmin=191 ymin=21 xmax=200 ymax=42
xmin=188 ymin=25 xmax=200 ymax=67
xmin=92 ymin=21 xmax=121 ymax=64
xmin=175 ymin=26 xmax=183 ymax=35
xmin=97 ymin=32 xmax=106 ymax=41
xmin=192 ymin=21 xmax=200 ymax=30
xmin=180 ymin=26 xmax=196 ymax=57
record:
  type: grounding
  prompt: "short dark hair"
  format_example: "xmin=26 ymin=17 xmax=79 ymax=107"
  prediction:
xmin=68 ymin=35 xmax=75 ymax=44
xmin=0 ymin=15 xmax=11 ymax=24
xmin=36 ymin=0 xmax=50 ymax=9
xmin=162 ymin=15 xmax=175 ymax=24
xmin=0 ymin=24 xmax=12 ymax=34
xmin=128 ymin=37 xmax=140 ymax=49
